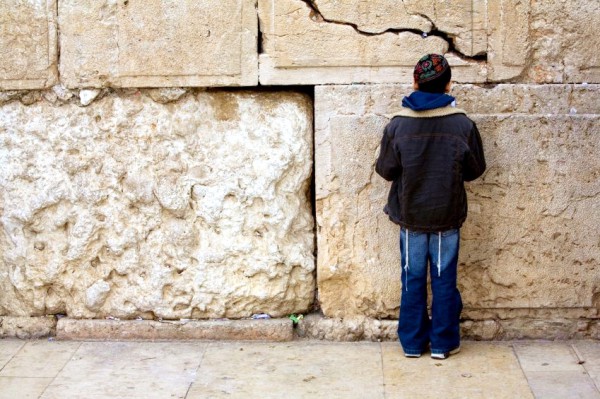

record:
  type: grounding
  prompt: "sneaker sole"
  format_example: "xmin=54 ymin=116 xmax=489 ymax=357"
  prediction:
xmin=431 ymin=347 xmax=460 ymax=360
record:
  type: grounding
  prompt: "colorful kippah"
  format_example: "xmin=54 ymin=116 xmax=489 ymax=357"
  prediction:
xmin=413 ymin=54 xmax=449 ymax=84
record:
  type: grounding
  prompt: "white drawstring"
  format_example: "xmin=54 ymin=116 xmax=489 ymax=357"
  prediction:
xmin=404 ymin=228 xmax=409 ymax=291
xmin=437 ymin=231 xmax=442 ymax=277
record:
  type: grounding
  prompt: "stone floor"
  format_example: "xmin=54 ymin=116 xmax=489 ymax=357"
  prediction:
xmin=0 ymin=339 xmax=599 ymax=398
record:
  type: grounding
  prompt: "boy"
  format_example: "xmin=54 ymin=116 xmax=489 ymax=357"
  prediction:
xmin=375 ymin=54 xmax=486 ymax=359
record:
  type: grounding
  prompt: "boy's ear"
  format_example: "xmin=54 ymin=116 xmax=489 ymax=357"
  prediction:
xmin=445 ymin=81 xmax=452 ymax=93
xmin=413 ymin=80 xmax=419 ymax=91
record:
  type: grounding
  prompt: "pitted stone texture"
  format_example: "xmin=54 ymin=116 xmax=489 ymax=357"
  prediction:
xmin=0 ymin=0 xmax=58 ymax=90
xmin=59 ymin=0 xmax=258 ymax=88
xmin=0 ymin=316 xmax=56 ymax=339
xmin=528 ymin=0 xmax=600 ymax=83
xmin=315 ymin=84 xmax=600 ymax=319
xmin=0 ymin=90 xmax=314 ymax=319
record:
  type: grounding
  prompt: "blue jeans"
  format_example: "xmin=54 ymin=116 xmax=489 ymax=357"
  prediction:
xmin=398 ymin=228 xmax=462 ymax=356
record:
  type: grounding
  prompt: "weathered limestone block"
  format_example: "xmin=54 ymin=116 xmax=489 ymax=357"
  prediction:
xmin=0 ymin=0 xmax=58 ymax=90
xmin=0 ymin=90 xmax=314 ymax=319
xmin=258 ymin=0 xmax=482 ymax=85
xmin=528 ymin=0 xmax=600 ymax=83
xmin=258 ymin=0 xmax=534 ymax=84
xmin=57 ymin=318 xmax=294 ymax=341
xmin=0 ymin=316 xmax=56 ymax=338
xmin=486 ymin=0 xmax=530 ymax=81
xmin=59 ymin=0 xmax=258 ymax=88
xmin=315 ymin=84 xmax=600 ymax=318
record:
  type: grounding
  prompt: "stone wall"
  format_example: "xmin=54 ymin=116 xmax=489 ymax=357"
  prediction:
xmin=0 ymin=0 xmax=599 ymax=338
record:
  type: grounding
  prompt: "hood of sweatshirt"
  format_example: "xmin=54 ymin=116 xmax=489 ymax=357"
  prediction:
xmin=402 ymin=91 xmax=456 ymax=111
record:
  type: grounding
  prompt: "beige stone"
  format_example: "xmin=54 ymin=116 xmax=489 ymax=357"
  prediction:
xmin=294 ymin=314 xmax=397 ymax=341
xmin=0 ymin=90 xmax=314 ymax=319
xmin=0 ymin=339 xmax=24 ymax=369
xmin=0 ymin=0 xmax=58 ymax=89
xmin=258 ymin=0 xmax=532 ymax=84
xmin=187 ymin=341 xmax=384 ymax=398
xmin=486 ymin=0 xmax=530 ymax=81
xmin=41 ymin=341 xmax=205 ymax=399
xmin=315 ymin=84 xmax=600 ymax=318
xmin=58 ymin=0 xmax=258 ymax=88
xmin=514 ymin=342 xmax=599 ymax=398
xmin=56 ymin=318 xmax=294 ymax=341
xmin=0 ymin=316 xmax=56 ymax=339
xmin=0 ymin=340 xmax=80 ymax=378
xmin=528 ymin=0 xmax=600 ymax=83
xmin=0 ymin=377 xmax=54 ymax=399
xmin=258 ymin=0 xmax=468 ymax=85
xmin=381 ymin=342 xmax=534 ymax=398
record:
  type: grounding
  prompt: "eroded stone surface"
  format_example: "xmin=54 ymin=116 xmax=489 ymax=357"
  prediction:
xmin=528 ymin=0 xmax=600 ymax=83
xmin=0 ymin=316 xmax=56 ymax=339
xmin=0 ymin=0 xmax=58 ymax=90
xmin=258 ymin=0 xmax=472 ymax=85
xmin=258 ymin=0 xmax=532 ymax=84
xmin=59 ymin=0 xmax=258 ymax=88
xmin=0 ymin=90 xmax=314 ymax=319
xmin=315 ymin=84 xmax=600 ymax=318
xmin=57 ymin=318 xmax=294 ymax=341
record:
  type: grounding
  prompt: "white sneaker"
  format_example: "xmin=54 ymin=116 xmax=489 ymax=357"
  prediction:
xmin=404 ymin=353 xmax=422 ymax=358
xmin=431 ymin=346 xmax=460 ymax=360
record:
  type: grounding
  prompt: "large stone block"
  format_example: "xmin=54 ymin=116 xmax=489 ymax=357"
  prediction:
xmin=59 ymin=0 xmax=258 ymax=88
xmin=0 ymin=90 xmax=314 ymax=319
xmin=527 ymin=0 xmax=600 ymax=83
xmin=258 ymin=0 xmax=532 ymax=84
xmin=315 ymin=84 xmax=600 ymax=318
xmin=0 ymin=0 xmax=58 ymax=90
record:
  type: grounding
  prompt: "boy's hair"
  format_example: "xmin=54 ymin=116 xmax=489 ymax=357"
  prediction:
xmin=413 ymin=54 xmax=452 ymax=94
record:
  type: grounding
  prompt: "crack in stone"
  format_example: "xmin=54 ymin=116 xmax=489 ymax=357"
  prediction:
xmin=298 ymin=0 xmax=487 ymax=62
xmin=300 ymin=0 xmax=430 ymax=37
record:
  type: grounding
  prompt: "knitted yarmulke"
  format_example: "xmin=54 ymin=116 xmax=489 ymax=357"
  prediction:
xmin=413 ymin=54 xmax=449 ymax=84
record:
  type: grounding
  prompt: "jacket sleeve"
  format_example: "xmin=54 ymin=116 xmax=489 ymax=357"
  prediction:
xmin=463 ymin=122 xmax=486 ymax=181
xmin=375 ymin=122 xmax=402 ymax=181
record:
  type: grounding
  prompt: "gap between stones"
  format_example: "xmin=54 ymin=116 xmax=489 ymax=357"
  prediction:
xmin=298 ymin=0 xmax=487 ymax=62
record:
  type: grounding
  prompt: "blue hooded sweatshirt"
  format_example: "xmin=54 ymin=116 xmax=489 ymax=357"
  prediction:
xmin=402 ymin=91 xmax=455 ymax=111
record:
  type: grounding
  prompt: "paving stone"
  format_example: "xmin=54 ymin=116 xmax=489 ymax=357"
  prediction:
xmin=0 ymin=377 xmax=53 ymax=399
xmin=41 ymin=341 xmax=206 ymax=399
xmin=187 ymin=341 xmax=384 ymax=398
xmin=573 ymin=341 xmax=600 ymax=389
xmin=381 ymin=342 xmax=534 ymax=399
xmin=514 ymin=342 xmax=583 ymax=372
xmin=0 ymin=340 xmax=24 ymax=370
xmin=0 ymin=340 xmax=79 ymax=378
xmin=525 ymin=371 xmax=600 ymax=399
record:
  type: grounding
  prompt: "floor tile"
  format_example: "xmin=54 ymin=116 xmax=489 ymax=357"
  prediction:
xmin=514 ymin=342 xmax=582 ymax=372
xmin=187 ymin=341 xmax=384 ymax=399
xmin=40 ymin=341 xmax=206 ymax=399
xmin=0 ymin=340 xmax=25 ymax=370
xmin=0 ymin=376 xmax=53 ymax=399
xmin=381 ymin=342 xmax=533 ymax=399
xmin=525 ymin=371 xmax=600 ymax=399
xmin=573 ymin=341 xmax=600 ymax=389
xmin=0 ymin=340 xmax=80 ymax=378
